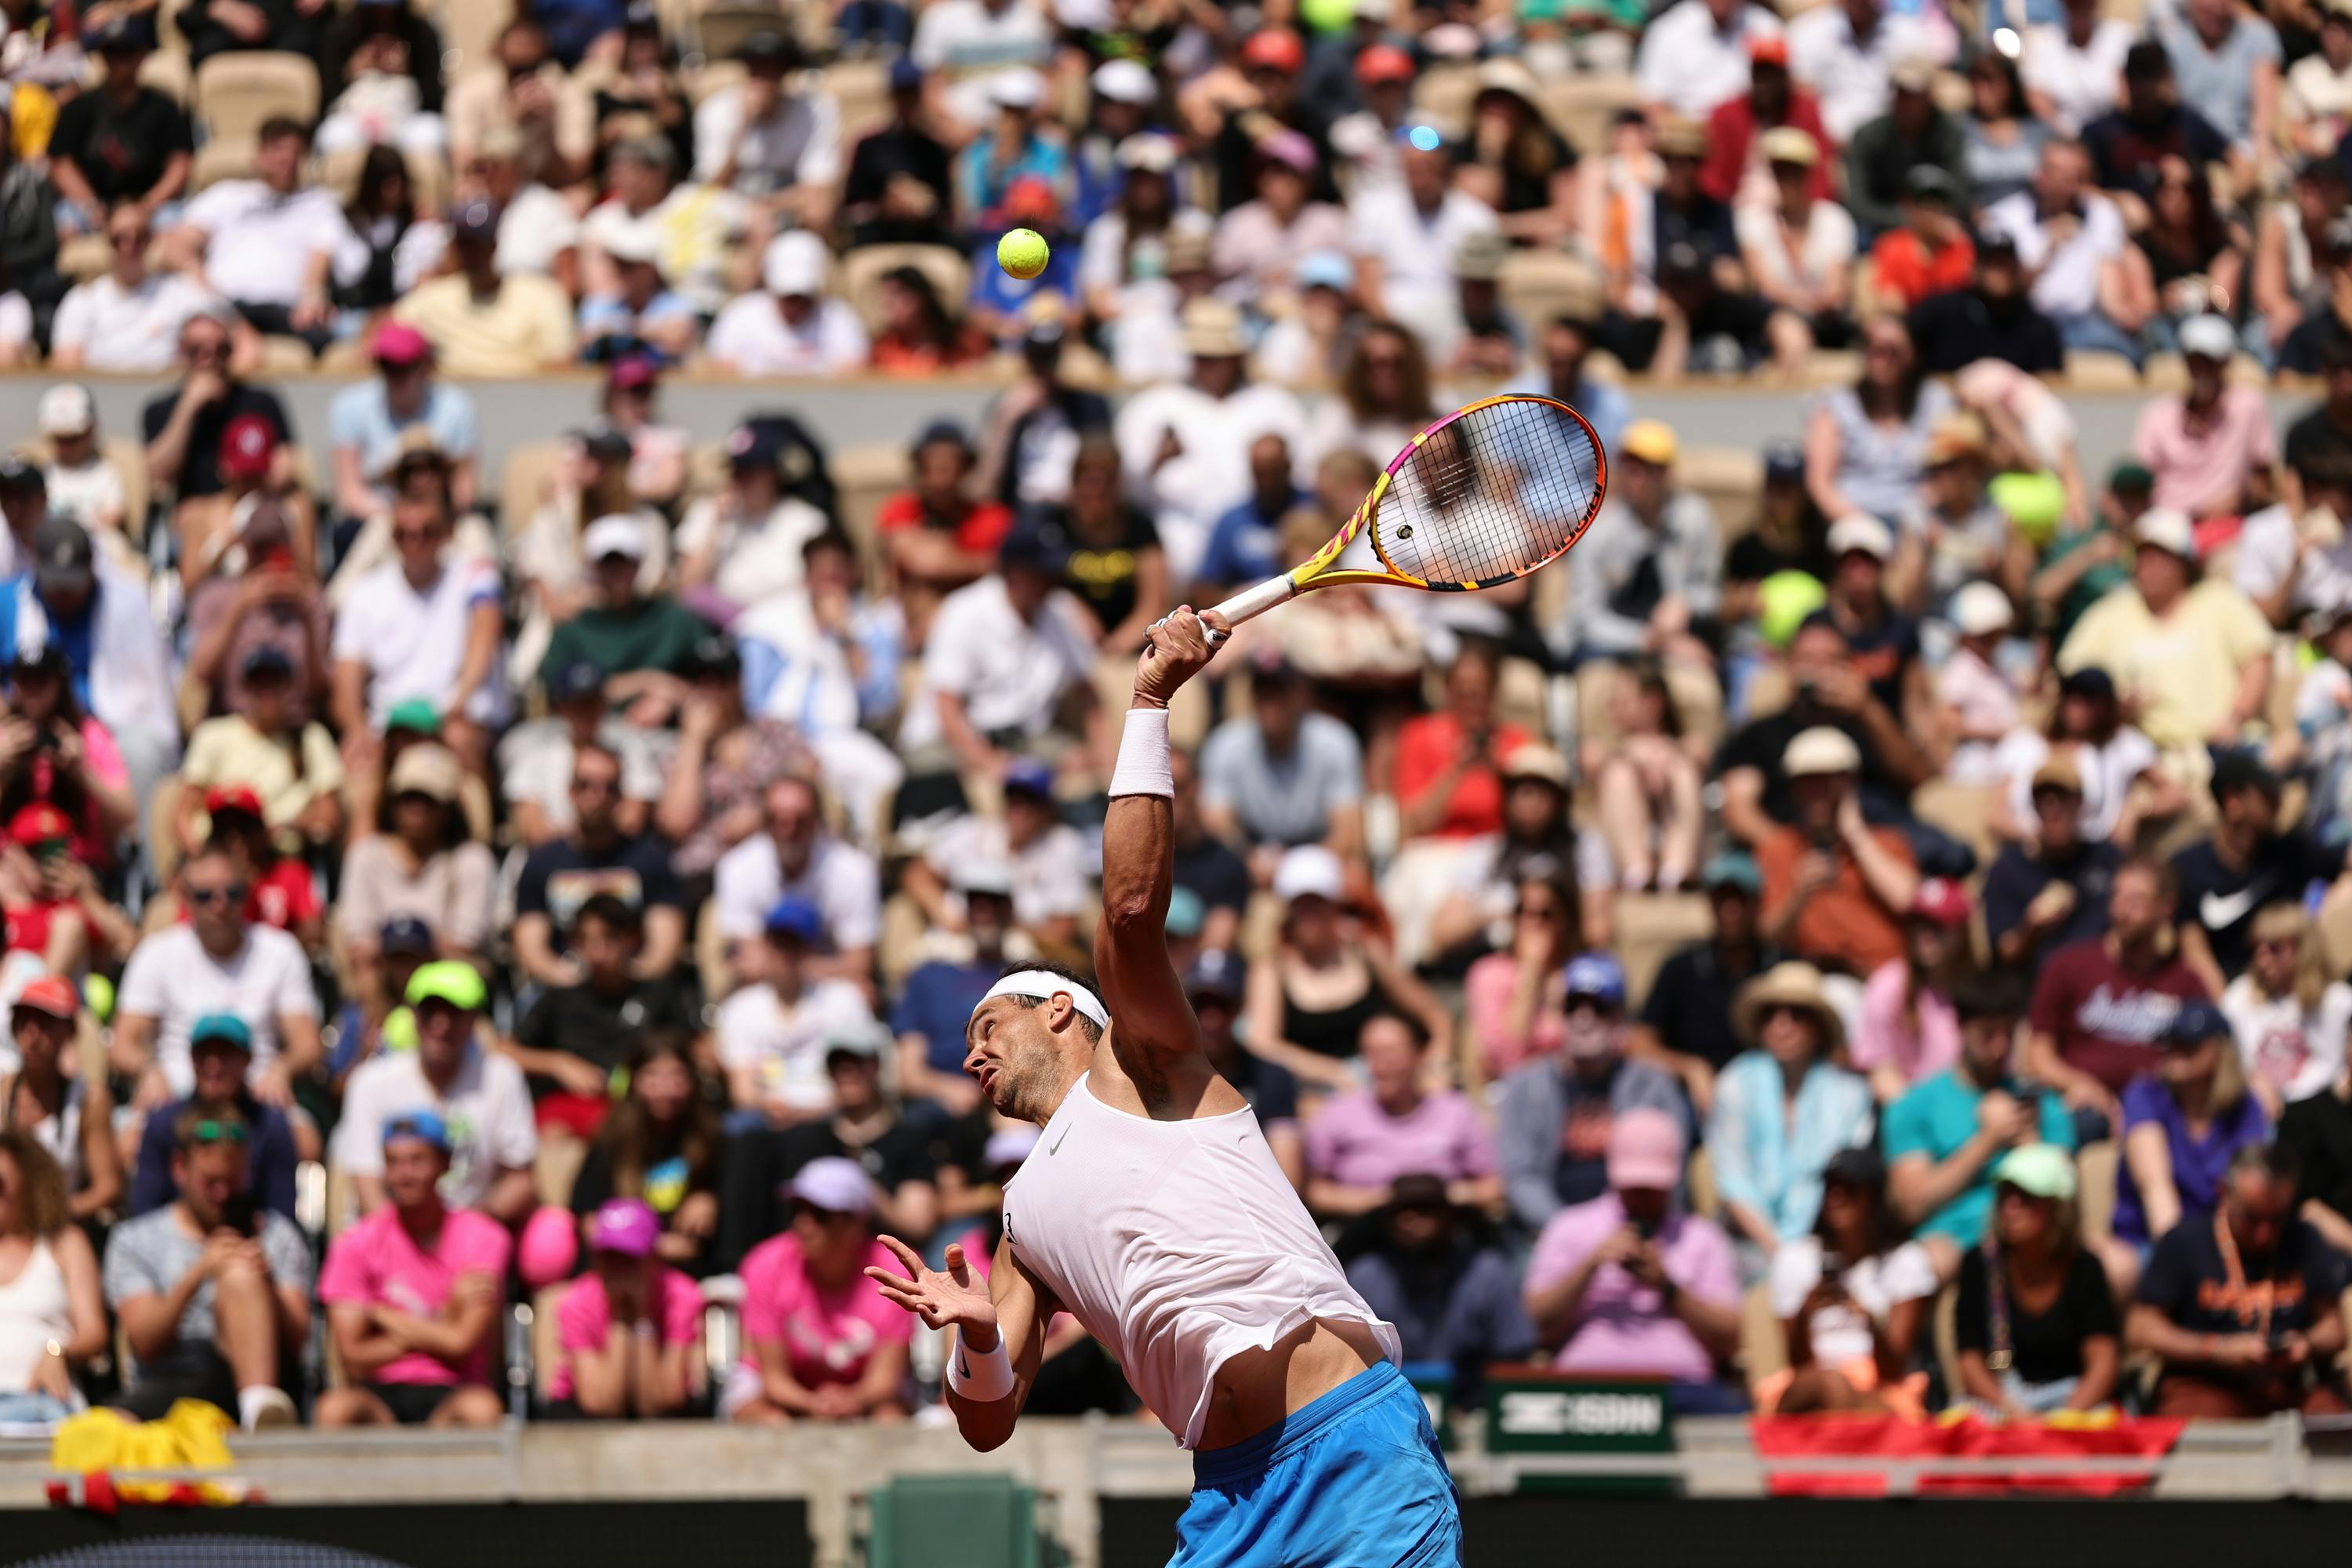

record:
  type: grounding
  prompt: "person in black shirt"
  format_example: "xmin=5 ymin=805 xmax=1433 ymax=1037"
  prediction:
xmin=841 ymin=57 xmax=956 ymax=248
xmin=1955 ymin=1145 xmax=2121 ymax=1414
xmin=715 ymin=1025 xmax=938 ymax=1270
xmin=177 ymin=0 xmax=318 ymax=68
xmin=49 ymin=16 xmax=193 ymax=230
xmin=1820 ymin=515 xmax=1928 ymax=723
xmin=1035 ymin=434 xmax=1163 ymax=654
xmin=1983 ymin=753 xmax=2122 ymax=978
xmin=2283 ymin=328 xmax=2352 ymax=480
xmin=1908 ymin=236 xmax=2065 ymax=375
xmin=1722 ymin=444 xmax=1832 ymax=603
xmin=2171 ymin=753 xmax=2349 ymax=993
xmin=507 ymin=895 xmax=695 ymax=1133
xmin=2281 ymin=1062 xmax=2352 ymax=1258
xmin=1632 ymin=851 xmax=1783 ymax=1111
xmin=2081 ymin=42 xmax=2230 ymax=201
xmin=512 ymin=741 xmax=687 ymax=988
xmin=568 ymin=1033 xmax=724 ymax=1276
xmin=2129 ymin=1142 xmax=2350 ymax=1417
xmin=140 ymin=305 xmax=295 ymax=509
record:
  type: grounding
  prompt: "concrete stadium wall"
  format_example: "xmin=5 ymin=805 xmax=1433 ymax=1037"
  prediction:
xmin=0 ymin=374 xmax=2318 ymax=494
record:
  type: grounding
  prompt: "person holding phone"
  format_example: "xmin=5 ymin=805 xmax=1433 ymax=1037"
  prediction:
xmin=1762 ymin=1148 xmax=1937 ymax=1414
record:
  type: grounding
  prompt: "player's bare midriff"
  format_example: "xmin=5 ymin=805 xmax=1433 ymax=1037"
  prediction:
xmin=1193 ymin=1317 xmax=1392 ymax=1452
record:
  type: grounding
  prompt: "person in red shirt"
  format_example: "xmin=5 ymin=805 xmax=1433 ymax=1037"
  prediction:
xmin=1700 ymin=35 xmax=1834 ymax=205
xmin=875 ymin=420 xmax=1011 ymax=648
xmin=2026 ymin=858 xmax=2209 ymax=1134
xmin=1394 ymin=641 xmax=1530 ymax=842
xmin=1755 ymin=727 xmax=1919 ymax=977
xmin=196 ymin=787 xmax=321 ymax=949
xmin=0 ymin=804 xmax=89 ymax=971
xmin=1866 ymin=166 xmax=1976 ymax=310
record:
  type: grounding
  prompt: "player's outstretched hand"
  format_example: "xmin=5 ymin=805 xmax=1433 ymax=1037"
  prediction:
xmin=1135 ymin=605 xmax=1229 ymax=707
xmin=866 ymin=1235 xmax=1000 ymax=1340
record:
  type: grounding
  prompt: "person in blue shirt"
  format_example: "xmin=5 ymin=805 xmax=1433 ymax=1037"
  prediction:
xmin=953 ymin=67 xmax=1072 ymax=230
xmin=967 ymin=180 xmax=1079 ymax=347
xmin=1885 ymin=970 xmax=2076 ymax=1276
xmin=889 ymin=864 xmax=1014 ymax=1120
xmin=1345 ymin=1173 xmax=1537 ymax=1412
xmin=1196 ymin=432 xmax=1301 ymax=593
xmin=325 ymin=325 xmax=480 ymax=548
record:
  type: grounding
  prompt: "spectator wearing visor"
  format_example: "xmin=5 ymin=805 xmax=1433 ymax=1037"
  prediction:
xmin=129 ymin=1014 xmax=299 ymax=1221
xmin=104 ymin=1103 xmax=309 ymax=1430
xmin=317 ymin=1109 xmax=510 ymax=1428
xmin=726 ymin=1157 xmax=913 ymax=1424
xmin=550 ymin=1197 xmax=701 ymax=1418
xmin=333 ymin=961 xmax=537 ymax=1225
xmin=2 ymin=978 xmax=118 ymax=1221
xmin=1497 ymin=952 xmax=1688 ymax=1229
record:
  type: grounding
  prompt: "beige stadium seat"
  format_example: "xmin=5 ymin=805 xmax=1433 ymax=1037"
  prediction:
xmin=255 ymin=335 xmax=315 ymax=372
xmin=824 ymin=57 xmax=891 ymax=139
xmin=137 ymin=48 xmax=191 ymax=104
xmin=1740 ymin=1279 xmax=1788 ymax=1387
xmin=2076 ymin=1139 xmax=2119 ymax=1244
xmin=2063 ymin=349 xmax=2140 ymax=390
xmin=57 ymin=233 xmax=110 ymax=285
xmin=498 ymin=440 xmax=567 ymax=539
xmin=194 ymin=51 xmax=321 ymax=145
xmin=1542 ymin=74 xmax=1641 ymax=157
xmin=1613 ymin=891 xmax=1712 ymax=1009
xmin=840 ymin=243 xmax=969 ymax=336
xmin=190 ymin=137 xmax=258 ymax=191
xmin=1410 ymin=62 xmax=1480 ymax=132
xmin=695 ymin=2 xmax=789 ymax=62
xmin=686 ymin=58 xmax=746 ymax=106
xmin=1911 ymin=779 xmax=2002 ymax=872
xmin=831 ymin=440 xmax=910 ymax=578
xmin=1802 ymin=348 xmax=1862 ymax=387
xmin=1675 ymin=445 xmax=1762 ymax=544
xmin=1931 ymin=70 xmax=1971 ymax=114
xmin=2141 ymin=351 xmax=2189 ymax=391
xmin=1497 ymin=249 xmax=1602 ymax=336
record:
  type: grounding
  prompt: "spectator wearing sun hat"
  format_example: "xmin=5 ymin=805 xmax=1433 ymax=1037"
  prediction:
xmin=333 ymin=961 xmax=536 ymax=1223
xmin=550 ymin=1198 xmax=702 ymax=1418
xmin=1755 ymin=726 xmax=1918 ymax=977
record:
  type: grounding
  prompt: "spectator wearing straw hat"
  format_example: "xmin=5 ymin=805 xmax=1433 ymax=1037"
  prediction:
xmin=1524 ymin=1108 xmax=1744 ymax=1410
xmin=1755 ymin=726 xmax=1918 ymax=978
xmin=1736 ymin=128 xmax=1857 ymax=352
xmin=1980 ymin=752 xmax=2124 ymax=978
xmin=1709 ymin=961 xmax=1875 ymax=1269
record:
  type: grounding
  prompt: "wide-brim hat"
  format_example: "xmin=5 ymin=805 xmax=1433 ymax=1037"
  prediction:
xmin=1732 ymin=960 xmax=1846 ymax=1052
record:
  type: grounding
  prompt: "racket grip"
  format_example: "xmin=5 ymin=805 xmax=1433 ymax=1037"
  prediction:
xmin=1204 ymin=575 xmax=1298 ymax=643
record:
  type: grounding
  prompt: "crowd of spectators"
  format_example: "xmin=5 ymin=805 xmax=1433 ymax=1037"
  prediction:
xmin=0 ymin=0 xmax=2350 ymax=1443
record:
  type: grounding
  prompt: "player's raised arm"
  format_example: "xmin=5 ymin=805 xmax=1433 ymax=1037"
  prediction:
xmin=865 ymin=1232 xmax=1050 ymax=1452
xmin=1094 ymin=607 xmax=1226 ymax=1064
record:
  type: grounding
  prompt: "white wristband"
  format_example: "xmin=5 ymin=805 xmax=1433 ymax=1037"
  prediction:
xmin=946 ymin=1327 xmax=1014 ymax=1401
xmin=1108 ymin=706 xmax=1173 ymax=799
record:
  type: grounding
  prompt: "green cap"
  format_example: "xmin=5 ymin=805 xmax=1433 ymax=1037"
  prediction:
xmin=2107 ymin=461 xmax=2154 ymax=494
xmin=386 ymin=699 xmax=441 ymax=735
xmin=405 ymin=960 xmax=487 ymax=1013
xmin=1993 ymin=1142 xmax=2075 ymax=1202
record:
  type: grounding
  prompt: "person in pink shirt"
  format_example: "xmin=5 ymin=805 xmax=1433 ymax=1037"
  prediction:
xmin=1522 ymin=1109 xmax=1744 ymax=1411
xmin=1462 ymin=873 xmax=1574 ymax=1077
xmin=724 ymin=1156 xmax=912 ymax=1424
xmin=315 ymin=1111 xmax=510 ymax=1427
xmin=1303 ymin=1014 xmax=1500 ymax=1220
xmin=550 ymin=1198 xmax=700 ymax=1418
xmin=1936 ymin=583 xmax=2023 ymax=787
xmin=1850 ymin=877 xmax=1972 ymax=1104
xmin=2132 ymin=314 xmax=2278 ymax=524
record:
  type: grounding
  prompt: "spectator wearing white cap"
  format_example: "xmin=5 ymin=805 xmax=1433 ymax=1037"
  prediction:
xmin=540 ymin=516 xmax=706 ymax=724
xmin=1070 ymin=59 xmax=1163 ymax=228
xmin=35 ymin=387 xmax=125 ymax=544
xmin=694 ymin=32 xmax=841 ymax=223
xmin=2058 ymin=507 xmax=2274 ymax=759
xmin=51 ymin=205 xmax=230 ymax=376
xmin=1813 ymin=513 xmax=1936 ymax=740
xmin=1113 ymin=297 xmax=1305 ymax=581
xmin=1076 ymin=133 xmax=1196 ymax=318
xmin=707 ymin=231 xmax=870 ymax=377
xmin=1636 ymin=0 xmax=1787 ymax=121
xmin=1757 ymin=727 xmax=1919 ymax=977
xmin=2132 ymin=314 xmax=2278 ymax=522
xmin=953 ymin=67 xmax=1072 ymax=227
xmin=911 ymin=0 xmax=1053 ymax=133
xmin=1939 ymin=582 xmax=2024 ymax=786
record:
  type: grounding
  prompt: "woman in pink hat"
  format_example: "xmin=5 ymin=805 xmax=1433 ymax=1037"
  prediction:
xmin=548 ymin=1197 xmax=702 ymax=1419
xmin=724 ymin=1157 xmax=912 ymax=1424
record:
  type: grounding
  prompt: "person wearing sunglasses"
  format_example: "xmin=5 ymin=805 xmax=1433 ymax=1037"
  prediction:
xmin=101 ymin=1105 xmax=309 ymax=1429
xmin=317 ymin=1111 xmax=508 ymax=1429
xmin=0 ymin=979 xmax=119 ymax=1225
xmin=724 ymin=1157 xmax=910 ymax=1424
xmin=332 ymin=961 xmax=537 ymax=1227
xmin=115 ymin=843 xmax=321 ymax=1117
xmin=128 ymin=1013 xmax=299 ymax=1224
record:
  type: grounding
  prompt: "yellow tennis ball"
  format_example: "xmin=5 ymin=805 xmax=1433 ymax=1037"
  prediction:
xmin=997 ymin=227 xmax=1050 ymax=281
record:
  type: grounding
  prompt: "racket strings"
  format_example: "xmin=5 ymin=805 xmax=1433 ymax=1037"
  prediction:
xmin=1374 ymin=398 xmax=1602 ymax=586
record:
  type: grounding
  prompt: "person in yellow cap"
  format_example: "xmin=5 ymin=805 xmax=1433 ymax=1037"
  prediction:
xmin=329 ymin=960 xmax=539 ymax=1225
xmin=1567 ymin=419 xmax=1721 ymax=669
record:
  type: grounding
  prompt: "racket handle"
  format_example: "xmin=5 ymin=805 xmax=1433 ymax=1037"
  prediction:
xmin=1203 ymin=574 xmax=1298 ymax=644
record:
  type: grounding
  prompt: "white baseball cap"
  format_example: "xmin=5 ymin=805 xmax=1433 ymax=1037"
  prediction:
xmin=583 ymin=514 xmax=648 ymax=562
xmin=37 ymin=384 xmax=93 ymax=439
xmin=1826 ymin=514 xmax=1894 ymax=561
xmin=2136 ymin=506 xmax=2196 ymax=559
xmin=762 ymin=229 xmax=829 ymax=297
xmin=1784 ymin=725 xmax=1864 ymax=778
xmin=601 ymin=220 xmax=663 ymax=267
xmin=989 ymin=67 xmax=1046 ymax=110
xmin=2177 ymin=314 xmax=2236 ymax=362
xmin=1951 ymin=580 xmax=2014 ymax=637
xmin=1273 ymin=844 xmax=1346 ymax=904
xmin=1092 ymin=58 xmax=1155 ymax=104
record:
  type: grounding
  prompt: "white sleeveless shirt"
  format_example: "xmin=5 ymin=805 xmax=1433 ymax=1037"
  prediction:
xmin=1004 ymin=1073 xmax=1399 ymax=1450
xmin=0 ymin=1237 xmax=70 ymax=1396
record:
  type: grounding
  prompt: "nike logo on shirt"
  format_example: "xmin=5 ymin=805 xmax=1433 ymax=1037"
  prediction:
xmin=1049 ymin=1126 xmax=1070 ymax=1154
xmin=2201 ymin=883 xmax=2268 ymax=931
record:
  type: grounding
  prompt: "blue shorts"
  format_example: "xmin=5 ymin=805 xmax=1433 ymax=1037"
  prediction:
xmin=1172 ymin=1359 xmax=1462 ymax=1568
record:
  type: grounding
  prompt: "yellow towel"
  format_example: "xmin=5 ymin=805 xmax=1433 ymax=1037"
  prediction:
xmin=50 ymin=1401 xmax=249 ymax=1506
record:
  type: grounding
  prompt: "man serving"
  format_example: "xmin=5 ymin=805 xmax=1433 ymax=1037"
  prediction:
xmin=868 ymin=607 xmax=1460 ymax=1566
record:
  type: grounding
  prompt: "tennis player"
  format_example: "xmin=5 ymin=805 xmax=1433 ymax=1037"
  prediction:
xmin=867 ymin=605 xmax=1461 ymax=1566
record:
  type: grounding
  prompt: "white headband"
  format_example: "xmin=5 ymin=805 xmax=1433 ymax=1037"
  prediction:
xmin=976 ymin=971 xmax=1110 ymax=1029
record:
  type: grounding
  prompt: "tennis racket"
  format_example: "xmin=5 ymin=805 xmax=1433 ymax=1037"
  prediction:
xmin=1199 ymin=393 xmax=1607 ymax=642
